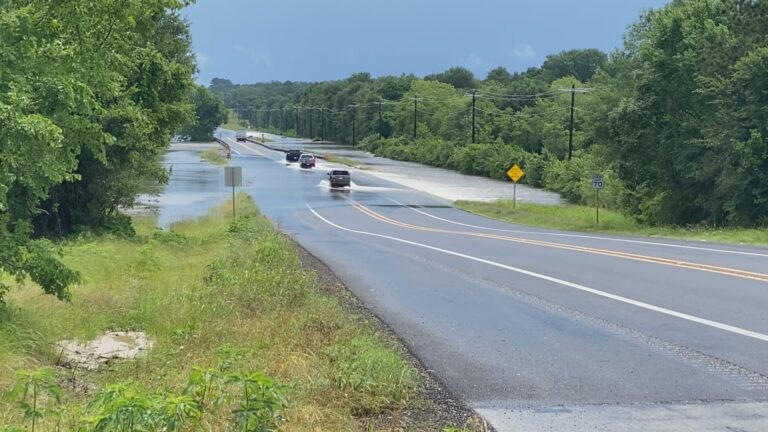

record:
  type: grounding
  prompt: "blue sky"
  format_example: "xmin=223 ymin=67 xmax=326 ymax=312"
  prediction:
xmin=183 ymin=0 xmax=670 ymax=86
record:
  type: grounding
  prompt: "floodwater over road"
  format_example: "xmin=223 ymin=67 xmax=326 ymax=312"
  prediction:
xmin=218 ymin=128 xmax=562 ymax=204
xmin=138 ymin=143 xmax=235 ymax=227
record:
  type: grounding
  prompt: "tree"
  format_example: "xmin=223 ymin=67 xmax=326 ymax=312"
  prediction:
xmin=210 ymin=78 xmax=233 ymax=87
xmin=181 ymin=86 xmax=228 ymax=141
xmin=541 ymin=49 xmax=607 ymax=83
xmin=0 ymin=0 xmax=196 ymax=301
xmin=426 ymin=67 xmax=477 ymax=89
xmin=605 ymin=0 xmax=768 ymax=225
xmin=485 ymin=67 xmax=512 ymax=85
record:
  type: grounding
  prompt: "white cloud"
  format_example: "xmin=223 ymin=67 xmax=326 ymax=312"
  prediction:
xmin=510 ymin=43 xmax=537 ymax=60
xmin=234 ymin=45 xmax=273 ymax=66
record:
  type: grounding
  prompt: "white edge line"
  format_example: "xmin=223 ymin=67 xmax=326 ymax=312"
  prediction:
xmin=386 ymin=197 xmax=768 ymax=258
xmin=308 ymin=204 xmax=768 ymax=343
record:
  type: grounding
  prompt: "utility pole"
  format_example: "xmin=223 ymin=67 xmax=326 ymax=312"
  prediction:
xmin=471 ymin=90 xmax=477 ymax=144
xmin=308 ymin=107 xmax=313 ymax=140
xmin=558 ymin=85 xmax=592 ymax=160
xmin=349 ymin=104 xmax=359 ymax=149
xmin=568 ymin=85 xmax=575 ymax=160
xmin=295 ymin=107 xmax=300 ymax=136
xmin=377 ymin=101 xmax=383 ymax=139
xmin=282 ymin=108 xmax=286 ymax=131
xmin=412 ymin=96 xmax=421 ymax=139
xmin=267 ymin=109 xmax=271 ymax=129
xmin=320 ymin=106 xmax=325 ymax=142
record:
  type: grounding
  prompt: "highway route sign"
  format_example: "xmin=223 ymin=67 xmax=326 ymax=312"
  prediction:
xmin=592 ymin=175 xmax=604 ymax=190
xmin=507 ymin=164 xmax=525 ymax=183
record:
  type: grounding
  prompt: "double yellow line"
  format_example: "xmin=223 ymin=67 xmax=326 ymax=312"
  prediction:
xmin=350 ymin=201 xmax=768 ymax=283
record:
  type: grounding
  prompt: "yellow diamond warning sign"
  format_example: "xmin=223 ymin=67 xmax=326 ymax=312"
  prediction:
xmin=507 ymin=164 xmax=525 ymax=183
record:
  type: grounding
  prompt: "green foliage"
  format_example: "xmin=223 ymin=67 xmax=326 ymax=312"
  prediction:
xmin=180 ymin=85 xmax=229 ymax=141
xmin=606 ymin=0 xmax=768 ymax=225
xmin=3 ymin=368 xmax=61 ymax=432
xmin=541 ymin=48 xmax=608 ymax=83
xmin=0 ymin=0 xmax=196 ymax=300
xmin=227 ymin=371 xmax=285 ymax=432
xmin=4 ymin=362 xmax=284 ymax=432
xmin=425 ymin=66 xmax=478 ymax=89
xmin=325 ymin=335 xmax=415 ymax=415
xmin=201 ymin=147 xmax=229 ymax=166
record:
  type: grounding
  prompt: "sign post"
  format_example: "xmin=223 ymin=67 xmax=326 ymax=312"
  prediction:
xmin=224 ymin=166 xmax=243 ymax=219
xmin=506 ymin=164 xmax=525 ymax=209
xmin=591 ymin=174 xmax=604 ymax=225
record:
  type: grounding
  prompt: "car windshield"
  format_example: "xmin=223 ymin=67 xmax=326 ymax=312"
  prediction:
xmin=331 ymin=170 xmax=349 ymax=175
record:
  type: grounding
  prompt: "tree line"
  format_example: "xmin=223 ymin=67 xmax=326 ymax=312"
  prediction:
xmin=211 ymin=0 xmax=768 ymax=228
xmin=0 ymin=0 xmax=226 ymax=300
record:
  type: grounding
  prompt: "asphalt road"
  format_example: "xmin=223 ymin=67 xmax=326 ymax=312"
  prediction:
xmin=215 ymin=134 xmax=768 ymax=431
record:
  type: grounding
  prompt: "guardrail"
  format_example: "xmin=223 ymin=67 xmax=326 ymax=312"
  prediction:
xmin=244 ymin=137 xmax=326 ymax=159
xmin=214 ymin=138 xmax=232 ymax=159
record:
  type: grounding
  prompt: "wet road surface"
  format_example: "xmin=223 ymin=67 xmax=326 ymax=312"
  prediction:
xmin=229 ymin=129 xmax=562 ymax=204
xmin=151 ymin=133 xmax=768 ymax=431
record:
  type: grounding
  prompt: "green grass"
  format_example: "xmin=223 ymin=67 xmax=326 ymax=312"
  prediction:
xmin=200 ymin=147 xmax=228 ymax=166
xmin=0 ymin=195 xmax=426 ymax=431
xmin=324 ymin=153 xmax=369 ymax=169
xmin=456 ymin=200 xmax=768 ymax=246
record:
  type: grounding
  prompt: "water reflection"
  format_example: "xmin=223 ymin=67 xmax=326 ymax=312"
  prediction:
xmin=139 ymin=144 xmax=228 ymax=228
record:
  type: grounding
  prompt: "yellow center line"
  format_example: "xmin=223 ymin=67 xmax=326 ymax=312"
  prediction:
xmin=349 ymin=201 xmax=768 ymax=283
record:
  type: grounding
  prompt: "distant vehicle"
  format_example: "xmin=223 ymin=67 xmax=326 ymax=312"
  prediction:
xmin=299 ymin=153 xmax=316 ymax=168
xmin=328 ymin=170 xmax=350 ymax=188
xmin=235 ymin=130 xmax=247 ymax=142
xmin=286 ymin=149 xmax=302 ymax=162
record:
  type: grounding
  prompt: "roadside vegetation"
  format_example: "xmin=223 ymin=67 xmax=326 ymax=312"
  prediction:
xmin=201 ymin=147 xmax=229 ymax=166
xmin=457 ymin=200 xmax=768 ymax=246
xmin=0 ymin=197 xmax=481 ymax=430
xmin=0 ymin=0 xmax=211 ymax=300
xmin=214 ymin=0 xmax=768 ymax=231
xmin=323 ymin=153 xmax=368 ymax=169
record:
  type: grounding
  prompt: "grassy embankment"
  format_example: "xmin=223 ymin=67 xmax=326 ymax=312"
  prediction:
xmin=0 ymin=196 xmax=476 ymax=430
xmin=456 ymin=200 xmax=768 ymax=246
xmin=323 ymin=153 xmax=369 ymax=169
xmin=200 ymin=147 xmax=229 ymax=166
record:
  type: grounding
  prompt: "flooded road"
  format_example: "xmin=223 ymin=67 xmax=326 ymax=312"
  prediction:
xmin=147 ymin=128 xmax=560 ymax=229
xmin=139 ymin=143 xmax=231 ymax=227
xmin=221 ymin=128 xmax=562 ymax=204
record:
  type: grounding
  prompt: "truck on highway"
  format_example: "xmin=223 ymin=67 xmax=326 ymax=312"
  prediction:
xmin=328 ymin=170 xmax=351 ymax=188
xmin=235 ymin=129 xmax=247 ymax=142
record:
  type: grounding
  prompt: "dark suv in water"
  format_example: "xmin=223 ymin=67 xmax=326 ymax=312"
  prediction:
xmin=328 ymin=170 xmax=351 ymax=188
xmin=286 ymin=149 xmax=302 ymax=162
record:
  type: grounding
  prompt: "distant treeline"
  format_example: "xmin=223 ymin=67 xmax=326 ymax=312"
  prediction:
xmin=211 ymin=0 xmax=768 ymax=228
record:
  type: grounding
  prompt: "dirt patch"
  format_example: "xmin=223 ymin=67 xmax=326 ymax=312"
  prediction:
xmin=292 ymin=240 xmax=494 ymax=432
xmin=57 ymin=331 xmax=154 ymax=370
